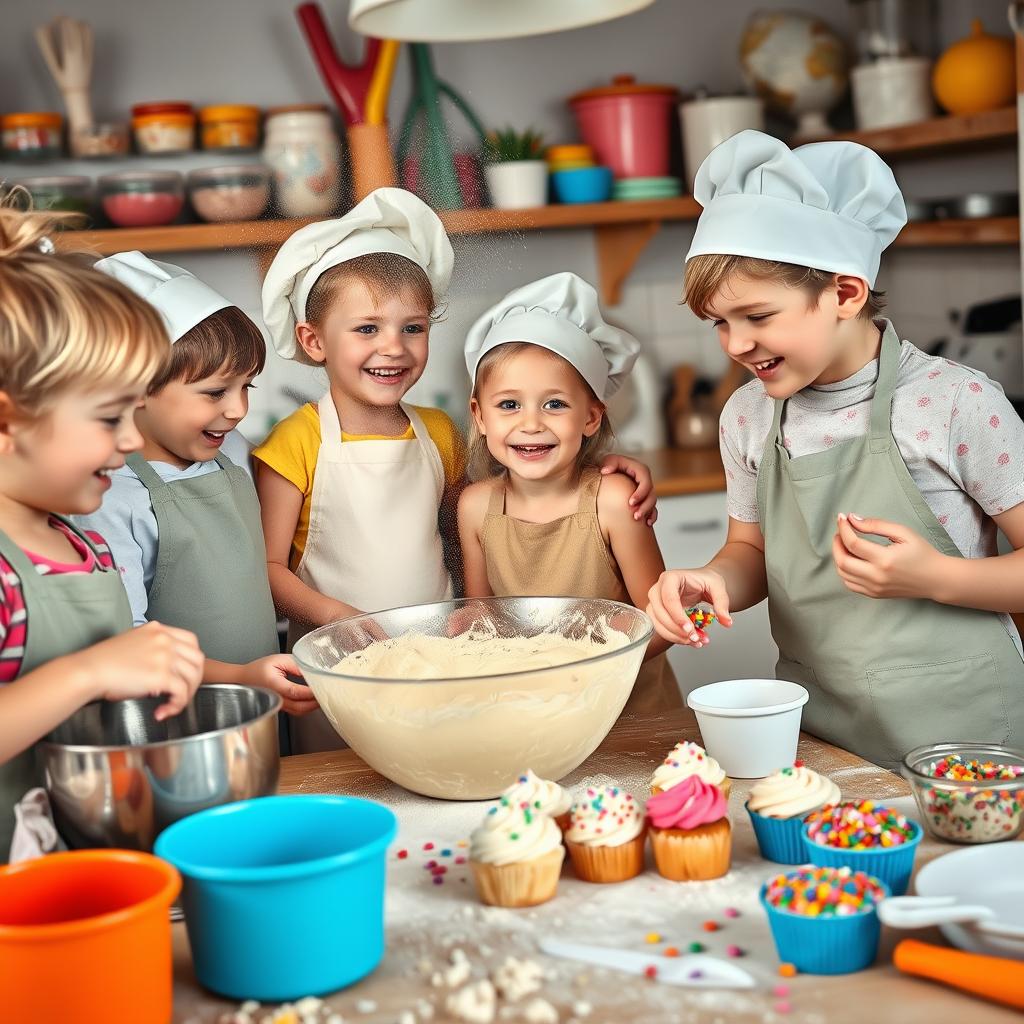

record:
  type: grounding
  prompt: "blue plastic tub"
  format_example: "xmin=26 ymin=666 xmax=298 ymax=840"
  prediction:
xmin=759 ymin=878 xmax=888 ymax=974
xmin=154 ymin=795 xmax=396 ymax=1001
xmin=746 ymin=803 xmax=808 ymax=864
xmin=800 ymin=819 xmax=922 ymax=896
xmin=552 ymin=166 xmax=613 ymax=204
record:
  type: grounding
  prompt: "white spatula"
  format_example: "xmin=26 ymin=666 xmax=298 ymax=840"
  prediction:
xmin=538 ymin=938 xmax=756 ymax=989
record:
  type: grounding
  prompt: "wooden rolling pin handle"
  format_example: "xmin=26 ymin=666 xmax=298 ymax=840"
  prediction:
xmin=893 ymin=939 xmax=1024 ymax=1010
xmin=348 ymin=122 xmax=398 ymax=202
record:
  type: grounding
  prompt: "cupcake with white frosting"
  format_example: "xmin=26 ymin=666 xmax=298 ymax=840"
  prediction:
xmin=469 ymin=802 xmax=564 ymax=907
xmin=500 ymin=769 xmax=572 ymax=832
xmin=651 ymin=741 xmax=731 ymax=799
xmin=564 ymin=785 xmax=646 ymax=883
xmin=746 ymin=760 xmax=841 ymax=864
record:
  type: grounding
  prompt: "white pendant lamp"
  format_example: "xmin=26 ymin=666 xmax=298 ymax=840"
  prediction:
xmin=349 ymin=0 xmax=657 ymax=42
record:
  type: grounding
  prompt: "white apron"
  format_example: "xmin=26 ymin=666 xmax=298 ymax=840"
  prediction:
xmin=288 ymin=394 xmax=452 ymax=752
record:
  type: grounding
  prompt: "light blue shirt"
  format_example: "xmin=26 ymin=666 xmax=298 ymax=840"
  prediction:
xmin=76 ymin=431 xmax=253 ymax=627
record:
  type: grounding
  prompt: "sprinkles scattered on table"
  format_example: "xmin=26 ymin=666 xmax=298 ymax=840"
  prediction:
xmin=764 ymin=866 xmax=886 ymax=917
xmin=805 ymin=800 xmax=915 ymax=849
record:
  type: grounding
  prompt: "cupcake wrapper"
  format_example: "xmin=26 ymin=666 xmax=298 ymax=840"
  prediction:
xmin=565 ymin=832 xmax=646 ymax=883
xmin=800 ymin=822 xmax=922 ymax=896
xmin=759 ymin=888 xmax=884 ymax=974
xmin=469 ymin=846 xmax=565 ymax=908
xmin=746 ymin=804 xmax=807 ymax=864
xmin=650 ymin=820 xmax=731 ymax=881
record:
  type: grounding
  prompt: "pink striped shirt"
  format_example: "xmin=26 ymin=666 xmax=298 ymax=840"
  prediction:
xmin=0 ymin=520 xmax=115 ymax=682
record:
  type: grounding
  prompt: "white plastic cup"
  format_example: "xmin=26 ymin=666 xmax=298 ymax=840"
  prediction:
xmin=686 ymin=678 xmax=809 ymax=778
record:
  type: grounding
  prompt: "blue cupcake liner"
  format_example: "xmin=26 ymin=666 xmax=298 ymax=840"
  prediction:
xmin=759 ymin=880 xmax=887 ymax=974
xmin=800 ymin=820 xmax=922 ymax=896
xmin=746 ymin=803 xmax=808 ymax=864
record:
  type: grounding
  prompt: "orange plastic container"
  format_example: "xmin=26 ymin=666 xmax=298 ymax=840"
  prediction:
xmin=0 ymin=850 xmax=181 ymax=1024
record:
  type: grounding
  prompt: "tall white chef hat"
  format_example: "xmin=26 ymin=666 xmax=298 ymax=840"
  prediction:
xmin=464 ymin=272 xmax=640 ymax=401
xmin=686 ymin=130 xmax=907 ymax=287
xmin=95 ymin=251 xmax=233 ymax=342
xmin=261 ymin=187 xmax=454 ymax=359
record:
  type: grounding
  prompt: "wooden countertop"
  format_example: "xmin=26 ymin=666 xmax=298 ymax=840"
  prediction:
xmin=644 ymin=447 xmax=726 ymax=498
xmin=171 ymin=709 xmax=1016 ymax=1022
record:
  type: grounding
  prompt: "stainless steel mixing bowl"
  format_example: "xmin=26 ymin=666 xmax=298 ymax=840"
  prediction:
xmin=41 ymin=684 xmax=281 ymax=850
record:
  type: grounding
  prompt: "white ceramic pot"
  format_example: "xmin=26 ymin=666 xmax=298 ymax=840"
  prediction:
xmin=679 ymin=96 xmax=764 ymax=191
xmin=686 ymin=678 xmax=809 ymax=778
xmin=262 ymin=108 xmax=343 ymax=218
xmin=851 ymin=57 xmax=934 ymax=131
xmin=484 ymin=160 xmax=548 ymax=210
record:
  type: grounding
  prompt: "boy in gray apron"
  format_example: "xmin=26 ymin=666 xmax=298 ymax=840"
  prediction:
xmin=81 ymin=253 xmax=318 ymax=723
xmin=646 ymin=130 xmax=1024 ymax=770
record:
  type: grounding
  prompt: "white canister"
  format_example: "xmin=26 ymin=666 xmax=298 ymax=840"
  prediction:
xmin=262 ymin=105 xmax=343 ymax=218
xmin=484 ymin=160 xmax=548 ymax=210
xmin=679 ymin=96 xmax=764 ymax=192
xmin=851 ymin=57 xmax=934 ymax=131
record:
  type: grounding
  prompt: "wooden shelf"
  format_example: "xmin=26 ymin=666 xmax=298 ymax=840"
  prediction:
xmin=826 ymin=106 xmax=1017 ymax=158
xmin=897 ymin=215 xmax=1019 ymax=246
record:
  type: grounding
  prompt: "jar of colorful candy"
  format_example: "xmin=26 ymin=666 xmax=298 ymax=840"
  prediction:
xmin=903 ymin=742 xmax=1024 ymax=844
xmin=2 ymin=112 xmax=64 ymax=160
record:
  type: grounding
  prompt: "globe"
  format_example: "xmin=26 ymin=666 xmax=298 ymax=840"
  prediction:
xmin=739 ymin=9 xmax=850 ymax=140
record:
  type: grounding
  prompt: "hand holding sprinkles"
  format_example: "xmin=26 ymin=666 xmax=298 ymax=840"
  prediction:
xmin=804 ymin=800 xmax=914 ymax=849
xmin=764 ymin=866 xmax=886 ymax=916
xmin=686 ymin=607 xmax=716 ymax=630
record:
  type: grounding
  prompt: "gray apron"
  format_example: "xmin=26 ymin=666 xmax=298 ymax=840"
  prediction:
xmin=127 ymin=452 xmax=279 ymax=667
xmin=757 ymin=324 xmax=1024 ymax=770
xmin=0 ymin=519 xmax=133 ymax=860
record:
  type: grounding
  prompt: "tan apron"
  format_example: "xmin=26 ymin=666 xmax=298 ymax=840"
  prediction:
xmin=480 ymin=468 xmax=681 ymax=715
xmin=757 ymin=323 xmax=1024 ymax=770
xmin=287 ymin=394 xmax=452 ymax=752
xmin=126 ymin=452 xmax=280 ymax=666
xmin=0 ymin=520 xmax=133 ymax=860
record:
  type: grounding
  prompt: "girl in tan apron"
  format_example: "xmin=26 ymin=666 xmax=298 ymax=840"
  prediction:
xmin=0 ymin=208 xmax=203 ymax=859
xmin=646 ymin=130 xmax=1024 ymax=768
xmin=459 ymin=273 xmax=682 ymax=714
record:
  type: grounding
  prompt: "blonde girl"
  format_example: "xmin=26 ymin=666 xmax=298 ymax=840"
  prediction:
xmin=458 ymin=272 xmax=679 ymax=713
xmin=0 ymin=206 xmax=203 ymax=858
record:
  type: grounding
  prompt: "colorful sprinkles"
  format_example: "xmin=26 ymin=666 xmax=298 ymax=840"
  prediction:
xmin=686 ymin=607 xmax=716 ymax=629
xmin=805 ymin=800 xmax=915 ymax=849
xmin=764 ymin=866 xmax=886 ymax=917
xmin=918 ymin=754 xmax=1024 ymax=842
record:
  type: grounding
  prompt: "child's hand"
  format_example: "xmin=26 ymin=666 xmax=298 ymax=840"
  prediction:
xmin=646 ymin=569 xmax=734 ymax=647
xmin=833 ymin=513 xmax=948 ymax=601
xmin=240 ymin=654 xmax=320 ymax=717
xmin=85 ymin=622 xmax=205 ymax=721
xmin=599 ymin=454 xmax=658 ymax=525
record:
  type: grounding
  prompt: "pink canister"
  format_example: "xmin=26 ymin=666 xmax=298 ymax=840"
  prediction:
xmin=569 ymin=75 xmax=679 ymax=179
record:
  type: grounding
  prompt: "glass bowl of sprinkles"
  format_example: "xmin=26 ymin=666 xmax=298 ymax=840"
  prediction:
xmin=800 ymin=801 xmax=922 ymax=895
xmin=760 ymin=866 xmax=889 ymax=974
xmin=902 ymin=742 xmax=1024 ymax=845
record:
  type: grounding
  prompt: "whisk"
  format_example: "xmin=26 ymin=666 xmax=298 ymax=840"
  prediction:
xmin=34 ymin=16 xmax=95 ymax=139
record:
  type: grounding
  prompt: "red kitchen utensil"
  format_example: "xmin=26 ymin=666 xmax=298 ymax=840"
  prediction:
xmin=296 ymin=2 xmax=380 ymax=126
xmin=893 ymin=939 xmax=1024 ymax=1010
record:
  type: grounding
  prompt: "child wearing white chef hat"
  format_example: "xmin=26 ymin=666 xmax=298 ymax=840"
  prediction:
xmin=647 ymin=130 xmax=1024 ymax=769
xmin=0 ymin=206 xmax=204 ymax=860
xmin=79 ymin=251 xmax=318 ymax=720
xmin=458 ymin=272 xmax=680 ymax=714
xmin=255 ymin=190 xmax=659 ymax=751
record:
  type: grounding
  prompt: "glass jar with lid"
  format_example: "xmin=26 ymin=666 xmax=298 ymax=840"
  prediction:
xmin=2 ymin=113 xmax=64 ymax=160
xmin=199 ymin=105 xmax=261 ymax=152
xmin=262 ymin=105 xmax=343 ymax=218
xmin=131 ymin=102 xmax=196 ymax=154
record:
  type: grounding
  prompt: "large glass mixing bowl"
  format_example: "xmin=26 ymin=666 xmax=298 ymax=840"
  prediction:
xmin=292 ymin=596 xmax=653 ymax=799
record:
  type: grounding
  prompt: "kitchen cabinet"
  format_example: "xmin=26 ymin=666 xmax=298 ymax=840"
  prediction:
xmin=653 ymin=490 xmax=778 ymax=694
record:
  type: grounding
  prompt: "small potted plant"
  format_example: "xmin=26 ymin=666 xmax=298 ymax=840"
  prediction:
xmin=482 ymin=127 xmax=547 ymax=210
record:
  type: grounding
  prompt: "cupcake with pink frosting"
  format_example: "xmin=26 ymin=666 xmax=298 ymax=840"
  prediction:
xmin=646 ymin=776 xmax=731 ymax=881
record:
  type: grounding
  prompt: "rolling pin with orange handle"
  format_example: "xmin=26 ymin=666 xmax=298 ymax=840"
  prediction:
xmin=893 ymin=939 xmax=1024 ymax=1010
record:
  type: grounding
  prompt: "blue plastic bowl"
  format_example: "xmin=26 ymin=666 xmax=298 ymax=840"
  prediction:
xmin=154 ymin=795 xmax=396 ymax=1001
xmin=759 ymin=877 xmax=889 ymax=974
xmin=800 ymin=818 xmax=922 ymax=896
xmin=746 ymin=802 xmax=809 ymax=864
xmin=552 ymin=166 xmax=613 ymax=204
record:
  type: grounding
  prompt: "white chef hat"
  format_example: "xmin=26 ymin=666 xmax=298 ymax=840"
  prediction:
xmin=686 ymin=130 xmax=907 ymax=287
xmin=464 ymin=272 xmax=640 ymax=401
xmin=261 ymin=187 xmax=454 ymax=359
xmin=94 ymin=251 xmax=232 ymax=342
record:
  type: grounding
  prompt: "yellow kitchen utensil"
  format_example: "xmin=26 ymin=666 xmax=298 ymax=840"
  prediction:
xmin=365 ymin=38 xmax=400 ymax=126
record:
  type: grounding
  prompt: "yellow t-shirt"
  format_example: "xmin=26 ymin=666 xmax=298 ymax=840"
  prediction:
xmin=252 ymin=403 xmax=465 ymax=569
